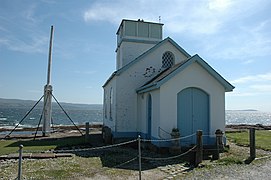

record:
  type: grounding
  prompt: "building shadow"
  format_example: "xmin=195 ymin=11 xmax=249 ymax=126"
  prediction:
xmin=4 ymin=133 xmax=196 ymax=171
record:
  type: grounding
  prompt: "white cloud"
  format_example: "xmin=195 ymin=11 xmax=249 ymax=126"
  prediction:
xmin=208 ymin=0 xmax=232 ymax=11
xmin=231 ymin=72 xmax=271 ymax=84
xmin=226 ymin=91 xmax=257 ymax=97
xmin=82 ymin=0 xmax=271 ymax=64
xmin=250 ymin=85 xmax=271 ymax=92
xmin=86 ymin=86 xmax=93 ymax=89
xmin=82 ymin=0 xmax=270 ymax=39
xmin=0 ymin=35 xmax=48 ymax=54
xmin=22 ymin=4 xmax=37 ymax=23
xmin=228 ymin=72 xmax=271 ymax=97
xmin=83 ymin=0 xmax=237 ymax=35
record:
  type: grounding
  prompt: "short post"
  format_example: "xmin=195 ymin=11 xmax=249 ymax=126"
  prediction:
xmin=213 ymin=129 xmax=223 ymax=160
xmin=170 ymin=128 xmax=181 ymax=154
xmin=18 ymin=144 xmax=23 ymax=180
xmin=195 ymin=130 xmax=203 ymax=167
xmin=249 ymin=128 xmax=256 ymax=160
xmin=138 ymin=135 xmax=142 ymax=180
xmin=85 ymin=122 xmax=89 ymax=143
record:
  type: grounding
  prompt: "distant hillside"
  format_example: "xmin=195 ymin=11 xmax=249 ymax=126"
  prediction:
xmin=226 ymin=109 xmax=258 ymax=112
xmin=0 ymin=98 xmax=102 ymax=110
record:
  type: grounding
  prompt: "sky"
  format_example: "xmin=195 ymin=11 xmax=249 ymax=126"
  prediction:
xmin=0 ymin=0 xmax=271 ymax=112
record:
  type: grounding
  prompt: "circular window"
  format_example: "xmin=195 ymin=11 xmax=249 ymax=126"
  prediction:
xmin=162 ymin=51 xmax=174 ymax=68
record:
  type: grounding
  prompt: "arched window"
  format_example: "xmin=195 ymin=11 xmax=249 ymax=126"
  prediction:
xmin=109 ymin=87 xmax=113 ymax=120
xmin=162 ymin=51 xmax=174 ymax=68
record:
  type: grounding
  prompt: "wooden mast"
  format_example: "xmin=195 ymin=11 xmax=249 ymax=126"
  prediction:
xmin=42 ymin=26 xmax=54 ymax=136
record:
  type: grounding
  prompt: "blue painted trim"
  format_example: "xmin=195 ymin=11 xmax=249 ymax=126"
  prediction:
xmin=137 ymin=54 xmax=235 ymax=93
xmin=112 ymin=131 xmax=139 ymax=138
xmin=195 ymin=55 xmax=235 ymax=91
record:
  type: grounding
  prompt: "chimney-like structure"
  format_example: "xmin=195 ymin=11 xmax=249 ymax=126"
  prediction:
xmin=115 ymin=19 xmax=163 ymax=70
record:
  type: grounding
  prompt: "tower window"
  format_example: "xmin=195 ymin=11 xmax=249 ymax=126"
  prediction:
xmin=162 ymin=51 xmax=174 ymax=68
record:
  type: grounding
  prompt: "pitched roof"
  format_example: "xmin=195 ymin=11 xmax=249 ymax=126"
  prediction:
xmin=136 ymin=54 xmax=235 ymax=93
xmin=103 ymin=37 xmax=191 ymax=87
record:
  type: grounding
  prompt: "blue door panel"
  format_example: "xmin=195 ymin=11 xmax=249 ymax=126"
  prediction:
xmin=192 ymin=88 xmax=209 ymax=135
xmin=177 ymin=88 xmax=209 ymax=146
xmin=177 ymin=88 xmax=193 ymax=145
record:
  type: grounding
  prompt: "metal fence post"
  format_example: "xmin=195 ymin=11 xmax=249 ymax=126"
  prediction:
xmin=138 ymin=135 xmax=142 ymax=180
xmin=18 ymin=144 xmax=23 ymax=180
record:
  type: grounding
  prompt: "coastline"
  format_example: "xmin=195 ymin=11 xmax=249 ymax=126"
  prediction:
xmin=226 ymin=124 xmax=271 ymax=131
xmin=0 ymin=123 xmax=270 ymax=134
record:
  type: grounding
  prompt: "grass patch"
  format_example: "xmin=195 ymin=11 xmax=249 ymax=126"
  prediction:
xmin=226 ymin=130 xmax=271 ymax=151
xmin=0 ymin=136 xmax=86 ymax=155
xmin=1 ymin=156 xmax=104 ymax=179
xmin=217 ymin=156 xmax=243 ymax=165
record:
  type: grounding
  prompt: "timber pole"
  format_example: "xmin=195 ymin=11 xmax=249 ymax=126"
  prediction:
xmin=18 ymin=144 xmax=23 ymax=180
xmin=138 ymin=135 xmax=142 ymax=180
xmin=249 ymin=128 xmax=256 ymax=160
xmin=195 ymin=130 xmax=203 ymax=167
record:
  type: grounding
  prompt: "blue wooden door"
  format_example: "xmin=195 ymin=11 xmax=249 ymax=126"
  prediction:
xmin=177 ymin=88 xmax=209 ymax=146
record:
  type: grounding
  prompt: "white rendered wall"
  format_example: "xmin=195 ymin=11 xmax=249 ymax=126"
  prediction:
xmin=137 ymin=90 xmax=160 ymax=137
xmin=103 ymin=77 xmax=117 ymax=132
xmin=115 ymin=41 xmax=189 ymax=134
xmin=157 ymin=62 xmax=226 ymax=139
xmin=116 ymin=41 xmax=156 ymax=69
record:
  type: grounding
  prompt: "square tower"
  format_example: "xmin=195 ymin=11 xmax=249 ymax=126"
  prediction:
xmin=116 ymin=19 xmax=163 ymax=69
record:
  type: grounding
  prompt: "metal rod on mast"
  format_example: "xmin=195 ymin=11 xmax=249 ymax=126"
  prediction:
xmin=47 ymin=25 xmax=54 ymax=85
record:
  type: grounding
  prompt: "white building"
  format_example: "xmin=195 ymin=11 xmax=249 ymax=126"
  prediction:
xmin=103 ymin=19 xmax=234 ymax=147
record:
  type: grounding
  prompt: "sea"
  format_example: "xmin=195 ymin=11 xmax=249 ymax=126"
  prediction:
xmin=0 ymin=104 xmax=103 ymax=129
xmin=0 ymin=105 xmax=271 ymax=130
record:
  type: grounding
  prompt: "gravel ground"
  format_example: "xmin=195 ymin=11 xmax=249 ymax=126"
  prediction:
xmin=183 ymin=141 xmax=271 ymax=180
xmin=185 ymin=158 xmax=271 ymax=180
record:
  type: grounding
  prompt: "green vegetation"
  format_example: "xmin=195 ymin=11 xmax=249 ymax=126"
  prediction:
xmin=1 ymin=156 xmax=108 ymax=179
xmin=0 ymin=136 xmax=85 ymax=155
xmin=226 ymin=130 xmax=271 ymax=151
xmin=1 ymin=130 xmax=271 ymax=179
xmin=0 ymin=136 xmax=135 ymax=179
